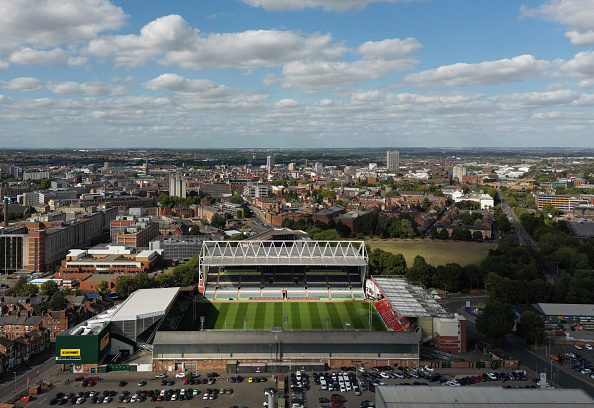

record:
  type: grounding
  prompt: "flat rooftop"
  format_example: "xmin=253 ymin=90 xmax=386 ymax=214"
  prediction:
xmin=111 ymin=287 xmax=180 ymax=321
xmin=534 ymin=303 xmax=594 ymax=317
xmin=376 ymin=386 xmax=594 ymax=408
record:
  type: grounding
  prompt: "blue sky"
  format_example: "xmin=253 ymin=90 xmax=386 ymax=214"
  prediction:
xmin=1 ymin=0 xmax=594 ymax=148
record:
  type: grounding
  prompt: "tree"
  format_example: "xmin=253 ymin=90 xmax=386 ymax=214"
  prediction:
xmin=210 ymin=213 xmax=226 ymax=229
xmin=47 ymin=291 xmax=68 ymax=311
xmin=189 ymin=225 xmax=201 ymax=235
xmin=21 ymin=283 xmax=39 ymax=297
xmin=40 ymin=280 xmax=58 ymax=296
xmin=475 ymin=299 xmax=515 ymax=347
xmin=116 ymin=276 xmax=136 ymax=298
xmin=517 ymin=311 xmax=546 ymax=345
xmin=229 ymin=194 xmax=244 ymax=204
xmin=96 ymin=281 xmax=109 ymax=296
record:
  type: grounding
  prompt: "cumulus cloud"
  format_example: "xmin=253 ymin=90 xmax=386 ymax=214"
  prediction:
xmin=9 ymin=47 xmax=68 ymax=65
xmin=86 ymin=14 xmax=197 ymax=68
xmin=0 ymin=61 xmax=8 ymax=71
xmin=500 ymin=89 xmax=579 ymax=107
xmin=521 ymin=0 xmax=594 ymax=46
xmin=141 ymin=74 xmax=223 ymax=93
xmin=240 ymin=0 xmax=410 ymax=12
xmin=141 ymin=73 xmax=269 ymax=110
xmin=46 ymin=80 xmax=128 ymax=96
xmin=405 ymin=55 xmax=550 ymax=87
xmin=269 ymin=37 xmax=421 ymax=91
xmin=560 ymin=50 xmax=594 ymax=78
xmin=86 ymin=15 xmax=346 ymax=70
xmin=0 ymin=0 xmax=126 ymax=53
xmin=0 ymin=77 xmax=43 ymax=92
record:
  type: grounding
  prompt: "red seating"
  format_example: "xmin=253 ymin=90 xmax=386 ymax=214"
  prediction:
xmin=374 ymin=299 xmax=412 ymax=332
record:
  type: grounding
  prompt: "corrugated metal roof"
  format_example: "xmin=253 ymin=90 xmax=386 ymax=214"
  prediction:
xmin=533 ymin=303 xmax=594 ymax=317
xmin=376 ymin=386 xmax=594 ymax=407
xmin=153 ymin=330 xmax=419 ymax=345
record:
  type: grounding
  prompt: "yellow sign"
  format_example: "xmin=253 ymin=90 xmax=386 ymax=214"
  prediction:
xmin=60 ymin=349 xmax=80 ymax=357
xmin=100 ymin=332 xmax=109 ymax=350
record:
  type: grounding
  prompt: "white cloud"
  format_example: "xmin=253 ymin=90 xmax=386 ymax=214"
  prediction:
xmin=46 ymin=80 xmax=128 ymax=96
xmin=521 ymin=0 xmax=594 ymax=46
xmin=0 ymin=77 xmax=43 ymax=92
xmin=357 ymin=38 xmax=421 ymax=59
xmin=86 ymin=15 xmax=346 ymax=70
xmin=270 ymin=37 xmax=421 ymax=91
xmin=279 ymin=58 xmax=418 ymax=91
xmin=141 ymin=74 xmax=223 ymax=93
xmin=0 ymin=0 xmax=126 ymax=52
xmin=161 ymin=30 xmax=347 ymax=71
xmin=405 ymin=55 xmax=550 ymax=87
xmin=86 ymin=14 xmax=197 ymax=68
xmin=240 ymin=0 xmax=411 ymax=12
xmin=500 ymin=89 xmax=579 ymax=107
xmin=560 ymin=50 xmax=594 ymax=78
xmin=8 ymin=47 xmax=67 ymax=65
xmin=0 ymin=61 xmax=8 ymax=71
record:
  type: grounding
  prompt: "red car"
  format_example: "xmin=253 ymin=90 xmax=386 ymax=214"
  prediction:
xmin=331 ymin=395 xmax=346 ymax=403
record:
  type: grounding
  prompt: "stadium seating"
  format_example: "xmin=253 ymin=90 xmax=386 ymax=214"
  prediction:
xmin=216 ymin=288 xmax=239 ymax=300
xmin=374 ymin=299 xmax=412 ymax=331
xmin=239 ymin=288 xmax=261 ymax=299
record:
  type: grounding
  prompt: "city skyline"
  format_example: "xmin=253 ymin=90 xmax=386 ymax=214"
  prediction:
xmin=1 ymin=1 xmax=594 ymax=148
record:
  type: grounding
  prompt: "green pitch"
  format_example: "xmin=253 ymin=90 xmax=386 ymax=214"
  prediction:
xmin=186 ymin=301 xmax=387 ymax=331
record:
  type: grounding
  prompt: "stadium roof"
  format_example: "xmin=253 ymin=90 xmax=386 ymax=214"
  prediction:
xmin=153 ymin=330 xmax=419 ymax=346
xmin=111 ymin=287 xmax=180 ymax=322
xmin=371 ymin=276 xmax=452 ymax=318
xmin=533 ymin=303 xmax=594 ymax=317
xmin=200 ymin=240 xmax=367 ymax=267
xmin=375 ymin=386 xmax=594 ymax=408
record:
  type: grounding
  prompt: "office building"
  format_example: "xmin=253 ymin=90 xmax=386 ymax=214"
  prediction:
xmin=453 ymin=165 xmax=467 ymax=181
xmin=169 ymin=174 xmax=187 ymax=198
xmin=387 ymin=150 xmax=399 ymax=172
xmin=266 ymin=155 xmax=275 ymax=172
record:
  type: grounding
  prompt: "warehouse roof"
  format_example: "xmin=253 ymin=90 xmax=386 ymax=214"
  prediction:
xmin=153 ymin=330 xmax=419 ymax=346
xmin=111 ymin=287 xmax=180 ymax=322
xmin=533 ymin=303 xmax=594 ymax=317
xmin=375 ymin=386 xmax=594 ymax=408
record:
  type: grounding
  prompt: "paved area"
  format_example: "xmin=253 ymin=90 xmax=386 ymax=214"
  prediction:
xmin=19 ymin=366 xmax=540 ymax=408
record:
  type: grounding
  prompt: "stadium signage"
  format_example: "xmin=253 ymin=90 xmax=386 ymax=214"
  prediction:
xmin=61 ymin=349 xmax=80 ymax=357
xmin=100 ymin=333 xmax=109 ymax=350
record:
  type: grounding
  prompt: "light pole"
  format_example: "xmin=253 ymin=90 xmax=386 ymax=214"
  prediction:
xmin=13 ymin=371 xmax=17 ymax=393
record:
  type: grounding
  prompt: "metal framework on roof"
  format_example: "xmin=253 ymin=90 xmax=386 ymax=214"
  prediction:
xmin=198 ymin=240 xmax=368 ymax=290
xmin=372 ymin=276 xmax=452 ymax=318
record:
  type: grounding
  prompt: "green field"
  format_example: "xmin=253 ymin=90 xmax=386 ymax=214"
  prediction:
xmin=366 ymin=238 xmax=498 ymax=267
xmin=185 ymin=301 xmax=387 ymax=331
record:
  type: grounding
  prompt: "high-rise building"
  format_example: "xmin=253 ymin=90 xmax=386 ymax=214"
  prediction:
xmin=314 ymin=162 xmax=324 ymax=173
xmin=169 ymin=174 xmax=187 ymax=198
xmin=453 ymin=165 xmax=467 ymax=181
xmin=387 ymin=150 xmax=399 ymax=172
xmin=266 ymin=155 xmax=275 ymax=172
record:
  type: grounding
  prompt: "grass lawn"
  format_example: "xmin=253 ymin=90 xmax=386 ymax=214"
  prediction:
xmin=366 ymin=238 xmax=498 ymax=267
xmin=185 ymin=301 xmax=386 ymax=331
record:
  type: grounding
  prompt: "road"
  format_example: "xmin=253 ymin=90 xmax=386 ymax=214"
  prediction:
xmin=447 ymin=297 xmax=594 ymax=397
xmin=0 ymin=346 xmax=60 ymax=403
xmin=500 ymin=197 xmax=564 ymax=284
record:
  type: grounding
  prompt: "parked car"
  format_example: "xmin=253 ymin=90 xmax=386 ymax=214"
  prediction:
xmin=176 ymin=372 xmax=187 ymax=378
